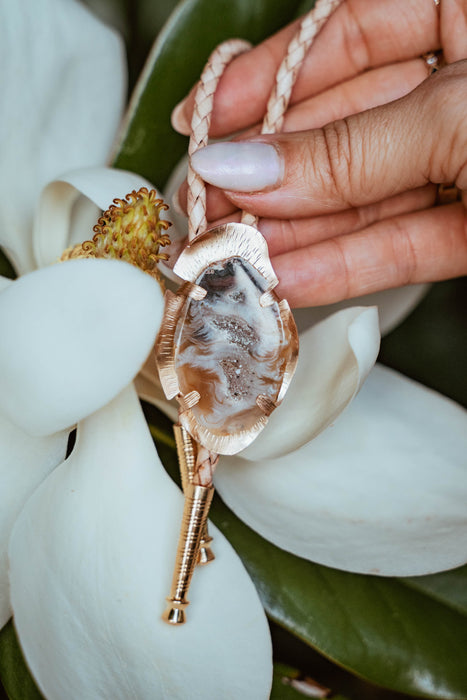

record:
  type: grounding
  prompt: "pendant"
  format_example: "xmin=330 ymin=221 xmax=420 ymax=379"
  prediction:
xmin=157 ymin=222 xmax=298 ymax=454
xmin=155 ymin=0 xmax=344 ymax=624
xmin=155 ymin=222 xmax=298 ymax=623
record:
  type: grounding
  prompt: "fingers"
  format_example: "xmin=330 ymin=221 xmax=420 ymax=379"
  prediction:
xmin=279 ymin=58 xmax=430 ymax=133
xmin=189 ymin=63 xmax=467 ymax=219
xmin=441 ymin=0 xmax=467 ymax=62
xmin=175 ymin=58 xmax=431 ymax=223
xmin=182 ymin=185 xmax=436 ymax=256
xmin=260 ymin=186 xmax=436 ymax=257
xmin=172 ymin=0 xmax=439 ymax=138
xmin=272 ymin=203 xmax=467 ymax=307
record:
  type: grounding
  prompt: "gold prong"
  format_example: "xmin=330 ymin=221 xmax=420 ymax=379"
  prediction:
xmin=259 ymin=289 xmax=276 ymax=307
xmin=178 ymin=390 xmax=201 ymax=411
xmin=256 ymin=394 xmax=277 ymax=416
xmin=197 ymin=533 xmax=215 ymax=565
xmin=187 ymin=283 xmax=207 ymax=300
xmin=178 ymin=280 xmax=207 ymax=300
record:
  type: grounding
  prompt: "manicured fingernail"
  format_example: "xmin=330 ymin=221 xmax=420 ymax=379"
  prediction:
xmin=171 ymin=98 xmax=191 ymax=135
xmin=190 ymin=142 xmax=283 ymax=192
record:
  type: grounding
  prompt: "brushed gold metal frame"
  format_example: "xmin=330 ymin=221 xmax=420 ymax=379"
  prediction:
xmin=155 ymin=222 xmax=299 ymax=455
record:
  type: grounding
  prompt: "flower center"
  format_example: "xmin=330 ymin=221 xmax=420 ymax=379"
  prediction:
xmin=61 ymin=187 xmax=171 ymax=283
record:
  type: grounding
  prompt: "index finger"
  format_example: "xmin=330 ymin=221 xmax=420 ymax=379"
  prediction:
xmin=172 ymin=0 xmax=440 ymax=138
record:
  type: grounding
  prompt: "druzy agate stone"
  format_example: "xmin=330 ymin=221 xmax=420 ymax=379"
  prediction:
xmin=177 ymin=257 xmax=285 ymax=430
xmin=156 ymin=223 xmax=298 ymax=455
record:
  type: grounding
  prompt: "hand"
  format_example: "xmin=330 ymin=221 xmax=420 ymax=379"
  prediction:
xmin=171 ymin=0 xmax=467 ymax=307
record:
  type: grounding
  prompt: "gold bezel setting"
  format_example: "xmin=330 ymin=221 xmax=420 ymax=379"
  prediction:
xmin=155 ymin=222 xmax=299 ymax=455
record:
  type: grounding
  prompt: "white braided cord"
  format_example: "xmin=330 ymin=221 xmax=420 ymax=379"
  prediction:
xmin=241 ymin=0 xmax=344 ymax=226
xmin=188 ymin=39 xmax=252 ymax=241
xmin=185 ymin=0 xmax=344 ymax=473
xmin=187 ymin=0 xmax=344 ymax=235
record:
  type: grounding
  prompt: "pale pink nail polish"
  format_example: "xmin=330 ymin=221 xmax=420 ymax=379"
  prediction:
xmin=190 ymin=142 xmax=283 ymax=192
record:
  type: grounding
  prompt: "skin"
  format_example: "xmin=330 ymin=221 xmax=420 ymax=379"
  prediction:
xmin=172 ymin=0 xmax=467 ymax=307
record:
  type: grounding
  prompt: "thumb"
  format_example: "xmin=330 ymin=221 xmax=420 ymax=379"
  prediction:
xmin=190 ymin=62 xmax=467 ymax=219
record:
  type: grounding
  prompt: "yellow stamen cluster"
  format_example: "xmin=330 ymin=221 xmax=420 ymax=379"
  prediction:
xmin=61 ymin=188 xmax=171 ymax=283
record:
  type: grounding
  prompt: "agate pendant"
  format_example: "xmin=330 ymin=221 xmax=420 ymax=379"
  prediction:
xmin=156 ymin=222 xmax=298 ymax=455
xmin=156 ymin=222 xmax=298 ymax=624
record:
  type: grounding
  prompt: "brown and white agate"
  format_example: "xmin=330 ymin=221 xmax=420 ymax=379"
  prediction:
xmin=156 ymin=223 xmax=298 ymax=455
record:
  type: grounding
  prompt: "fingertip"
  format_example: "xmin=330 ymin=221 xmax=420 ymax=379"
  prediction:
xmin=190 ymin=141 xmax=283 ymax=192
xmin=171 ymin=183 xmax=186 ymax=216
xmin=171 ymin=98 xmax=191 ymax=135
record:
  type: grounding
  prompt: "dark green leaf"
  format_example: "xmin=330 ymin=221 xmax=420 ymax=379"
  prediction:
xmin=295 ymin=0 xmax=316 ymax=15
xmin=270 ymin=624 xmax=431 ymax=700
xmin=271 ymin=662 xmax=349 ymax=700
xmin=0 ymin=249 xmax=16 ymax=280
xmin=380 ymin=278 xmax=467 ymax=408
xmin=0 ymin=622 xmax=43 ymax=700
xmin=210 ymin=495 xmax=467 ymax=700
xmin=113 ymin=0 xmax=303 ymax=188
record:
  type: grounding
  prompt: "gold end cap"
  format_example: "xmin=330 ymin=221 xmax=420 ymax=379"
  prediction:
xmin=197 ymin=541 xmax=215 ymax=566
xmin=162 ymin=599 xmax=188 ymax=625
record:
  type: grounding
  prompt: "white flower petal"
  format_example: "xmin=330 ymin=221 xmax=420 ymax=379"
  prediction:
xmin=33 ymin=168 xmax=158 ymax=268
xmin=293 ymin=284 xmax=429 ymax=337
xmin=0 ymin=259 xmax=163 ymax=435
xmin=0 ymin=0 xmax=126 ymax=274
xmin=0 ymin=412 xmax=67 ymax=628
xmin=9 ymin=385 xmax=272 ymax=700
xmin=160 ymin=157 xmax=204 ymax=282
xmin=241 ymin=306 xmax=380 ymax=460
xmin=215 ymin=365 xmax=467 ymax=576
xmin=163 ymin=156 xmax=190 ymax=247
xmin=0 ymin=276 xmax=12 ymax=292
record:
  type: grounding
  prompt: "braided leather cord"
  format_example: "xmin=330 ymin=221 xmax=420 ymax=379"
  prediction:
xmin=186 ymin=0 xmax=344 ymax=478
xmin=187 ymin=0 xmax=344 ymax=236
xmin=187 ymin=39 xmax=252 ymax=241
xmin=241 ymin=0 xmax=344 ymax=227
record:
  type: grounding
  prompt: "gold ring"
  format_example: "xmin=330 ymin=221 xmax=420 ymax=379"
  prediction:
xmin=435 ymin=183 xmax=462 ymax=206
xmin=422 ymin=50 xmax=444 ymax=75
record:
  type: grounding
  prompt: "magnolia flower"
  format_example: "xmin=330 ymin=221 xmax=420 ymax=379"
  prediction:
xmin=2 ymin=2 xmax=467 ymax=700
xmin=1 ymin=0 xmax=272 ymax=698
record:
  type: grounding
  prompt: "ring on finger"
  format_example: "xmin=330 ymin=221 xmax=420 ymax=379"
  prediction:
xmin=435 ymin=183 xmax=462 ymax=205
xmin=421 ymin=50 xmax=444 ymax=75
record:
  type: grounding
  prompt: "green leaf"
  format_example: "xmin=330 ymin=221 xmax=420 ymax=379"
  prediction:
xmin=0 ymin=249 xmax=16 ymax=280
xmin=0 ymin=622 xmax=43 ymax=700
xmin=271 ymin=662 xmax=349 ymax=700
xmin=113 ymin=0 xmax=304 ymax=188
xmin=380 ymin=278 xmax=467 ymax=408
xmin=206 ymin=494 xmax=467 ymax=700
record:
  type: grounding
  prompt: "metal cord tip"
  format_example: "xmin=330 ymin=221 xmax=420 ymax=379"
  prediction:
xmin=197 ymin=538 xmax=215 ymax=565
xmin=162 ymin=600 xmax=188 ymax=625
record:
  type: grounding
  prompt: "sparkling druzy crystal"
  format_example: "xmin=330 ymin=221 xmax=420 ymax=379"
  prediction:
xmin=156 ymin=223 xmax=298 ymax=454
xmin=176 ymin=257 xmax=288 ymax=435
